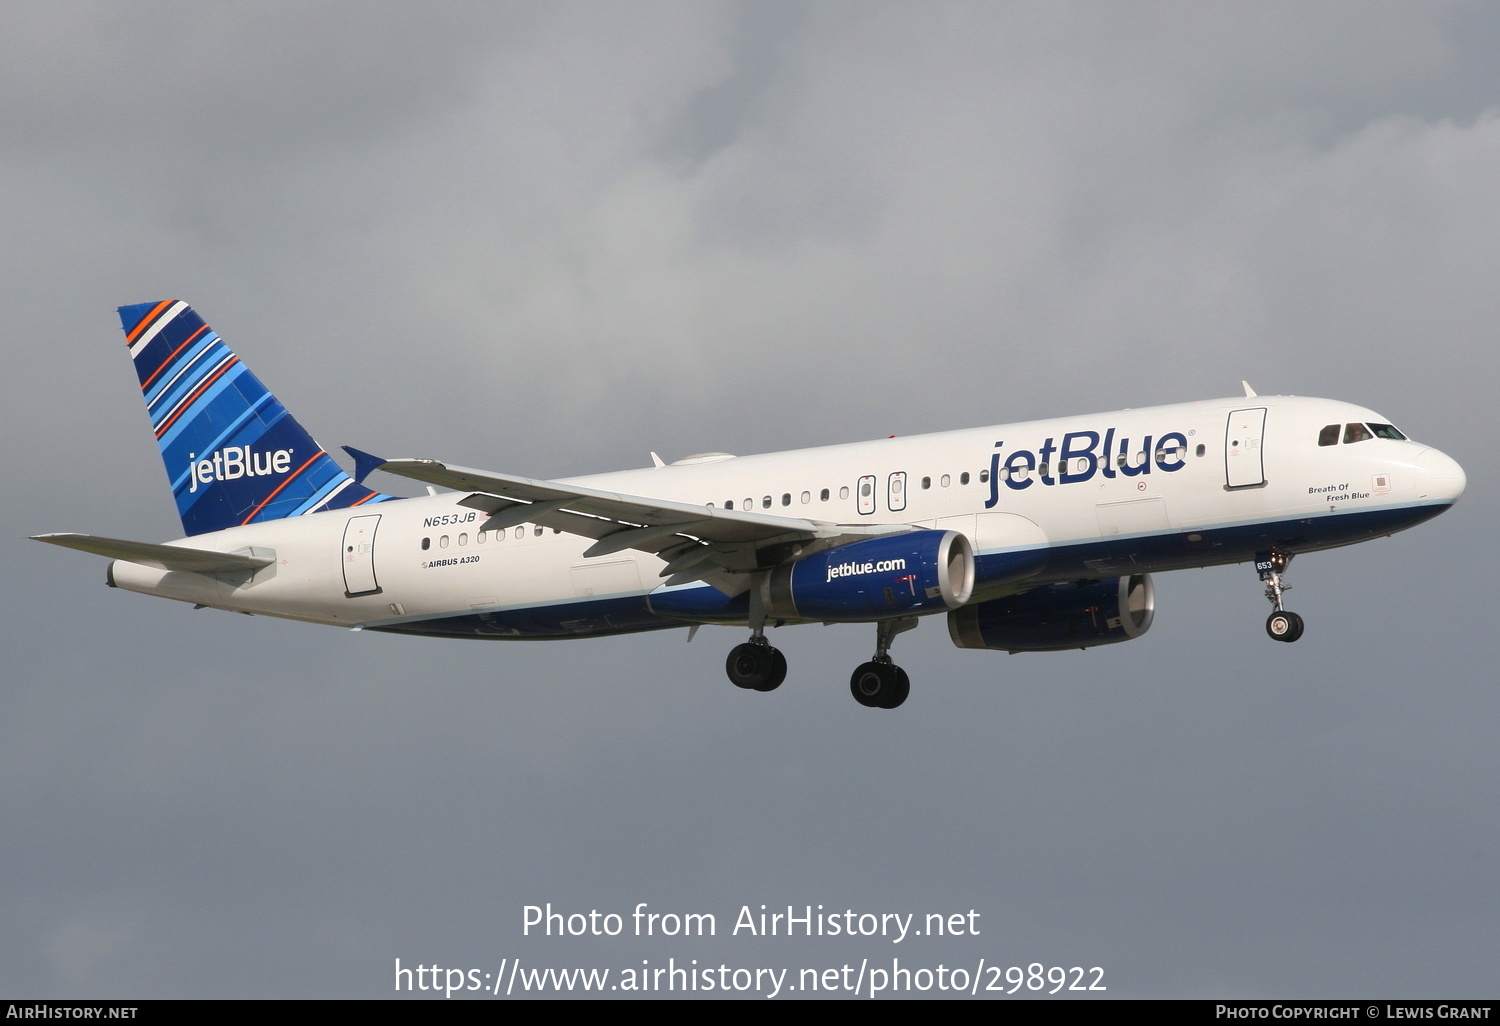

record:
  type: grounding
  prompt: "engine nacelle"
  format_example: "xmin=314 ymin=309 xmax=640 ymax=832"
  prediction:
xmin=948 ymin=574 xmax=1155 ymax=653
xmin=761 ymin=530 xmax=974 ymax=622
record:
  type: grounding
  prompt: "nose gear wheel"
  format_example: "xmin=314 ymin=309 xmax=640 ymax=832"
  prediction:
xmin=1255 ymin=551 xmax=1304 ymax=643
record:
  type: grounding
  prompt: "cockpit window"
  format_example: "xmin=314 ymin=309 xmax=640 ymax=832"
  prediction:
xmin=1344 ymin=422 xmax=1373 ymax=444
xmin=1368 ymin=423 xmax=1406 ymax=440
xmin=1318 ymin=424 xmax=1340 ymax=446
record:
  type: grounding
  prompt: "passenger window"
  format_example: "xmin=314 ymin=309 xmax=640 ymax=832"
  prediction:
xmin=726 ymin=499 xmax=734 ymax=510
xmin=781 ymin=493 xmax=791 ymax=506
xmin=860 ymin=481 xmax=872 ymax=497
xmin=477 ymin=531 xmax=486 ymax=544
xmin=421 ymin=537 xmax=430 ymax=551
xmin=941 ymin=474 xmax=951 ymax=487
xmin=743 ymin=497 xmax=752 ymax=510
xmin=762 ymin=495 xmax=772 ymax=509
xmin=801 ymin=491 xmax=810 ymax=504
xmin=820 ymin=488 xmax=829 ymax=501
xmin=839 ymin=486 xmax=850 ymax=500
xmin=960 ymin=472 xmax=970 ymax=485
xmin=1318 ymin=424 xmax=1340 ymax=446
xmin=1196 ymin=444 xmax=1206 ymax=457
xmin=514 ymin=526 xmax=524 ymax=539
xmin=439 ymin=535 xmax=449 ymax=548
xmin=534 ymin=525 xmax=544 ymax=536
xmin=979 ymin=469 xmax=989 ymax=483
xmin=458 ymin=533 xmax=467 ymax=546
xmin=1344 ymin=422 xmax=1373 ymax=444
xmin=921 ymin=476 xmax=931 ymax=489
xmin=1369 ymin=423 xmax=1406 ymax=440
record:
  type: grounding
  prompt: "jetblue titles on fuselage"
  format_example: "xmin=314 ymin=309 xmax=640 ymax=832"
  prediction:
xmin=984 ymin=427 xmax=1189 ymax=506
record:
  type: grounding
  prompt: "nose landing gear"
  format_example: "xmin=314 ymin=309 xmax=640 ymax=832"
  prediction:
xmin=1256 ymin=551 xmax=1304 ymax=643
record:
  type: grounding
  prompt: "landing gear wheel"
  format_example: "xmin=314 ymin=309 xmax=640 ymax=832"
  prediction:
xmin=756 ymin=648 xmax=787 ymax=692
xmin=726 ymin=643 xmax=785 ymax=691
xmin=886 ymin=667 xmax=910 ymax=709
xmin=1266 ymin=611 xmax=1304 ymax=643
xmin=850 ymin=662 xmax=887 ymax=707
xmin=850 ymin=661 xmax=908 ymax=709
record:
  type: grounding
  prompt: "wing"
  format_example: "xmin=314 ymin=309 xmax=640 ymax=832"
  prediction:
xmin=377 ymin=458 xmax=908 ymax=586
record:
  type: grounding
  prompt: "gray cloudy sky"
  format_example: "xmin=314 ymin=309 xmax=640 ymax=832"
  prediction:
xmin=3 ymin=1 xmax=1497 ymax=999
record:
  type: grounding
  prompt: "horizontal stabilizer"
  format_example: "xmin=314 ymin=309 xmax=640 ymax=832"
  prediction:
xmin=31 ymin=533 xmax=274 ymax=574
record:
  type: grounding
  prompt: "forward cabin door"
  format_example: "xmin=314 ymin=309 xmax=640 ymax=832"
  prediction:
xmin=342 ymin=514 xmax=382 ymax=596
xmin=1225 ymin=408 xmax=1267 ymax=489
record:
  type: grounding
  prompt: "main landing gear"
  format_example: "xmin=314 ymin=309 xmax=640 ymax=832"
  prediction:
xmin=1256 ymin=551 xmax=1304 ymax=643
xmin=722 ymin=612 xmax=920 ymax=709
xmin=725 ymin=587 xmax=787 ymax=691
xmin=725 ymin=637 xmax=786 ymax=692
xmin=849 ymin=616 xmax=918 ymax=710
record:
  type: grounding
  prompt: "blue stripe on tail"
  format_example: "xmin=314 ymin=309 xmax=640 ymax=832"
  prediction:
xmin=117 ymin=302 xmax=393 ymax=536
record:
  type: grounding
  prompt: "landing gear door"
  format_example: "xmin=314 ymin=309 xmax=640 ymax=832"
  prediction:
xmin=342 ymin=514 xmax=382 ymax=596
xmin=1225 ymin=407 xmax=1267 ymax=489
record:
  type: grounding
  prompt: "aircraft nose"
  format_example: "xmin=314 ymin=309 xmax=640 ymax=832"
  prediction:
xmin=1414 ymin=447 xmax=1466 ymax=504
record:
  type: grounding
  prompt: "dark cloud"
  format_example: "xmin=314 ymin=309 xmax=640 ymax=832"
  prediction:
xmin=3 ymin=0 xmax=1496 ymax=997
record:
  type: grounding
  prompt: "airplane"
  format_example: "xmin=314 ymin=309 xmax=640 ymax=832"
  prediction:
xmin=35 ymin=301 xmax=1466 ymax=709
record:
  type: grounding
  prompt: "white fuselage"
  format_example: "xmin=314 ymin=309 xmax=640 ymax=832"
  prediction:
xmin=108 ymin=394 xmax=1466 ymax=639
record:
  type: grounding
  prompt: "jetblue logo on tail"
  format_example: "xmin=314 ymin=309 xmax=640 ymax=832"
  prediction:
xmin=119 ymin=301 xmax=392 ymax=534
xmin=188 ymin=446 xmax=295 ymax=493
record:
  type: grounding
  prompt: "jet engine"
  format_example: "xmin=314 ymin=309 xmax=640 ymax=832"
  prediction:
xmin=947 ymin=574 xmax=1154 ymax=652
xmin=760 ymin=530 xmax=974 ymax=622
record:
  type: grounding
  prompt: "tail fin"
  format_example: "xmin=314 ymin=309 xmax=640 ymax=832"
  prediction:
xmin=118 ymin=301 xmax=392 ymax=536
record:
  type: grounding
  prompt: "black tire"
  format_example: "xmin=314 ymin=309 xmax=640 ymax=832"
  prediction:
xmin=755 ymin=648 xmax=787 ymax=692
xmin=727 ymin=643 xmax=772 ymax=689
xmin=882 ymin=666 xmax=911 ymax=709
xmin=851 ymin=661 xmax=906 ymax=708
xmin=1266 ymin=611 xmax=1304 ymax=643
xmin=849 ymin=662 xmax=886 ymax=707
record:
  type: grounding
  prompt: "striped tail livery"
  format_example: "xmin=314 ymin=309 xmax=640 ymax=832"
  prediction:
xmin=119 ymin=300 xmax=391 ymax=536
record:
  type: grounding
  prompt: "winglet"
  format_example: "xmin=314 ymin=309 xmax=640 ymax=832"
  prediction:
xmin=342 ymin=446 xmax=387 ymax=486
xmin=1242 ymin=380 xmax=1258 ymax=398
xmin=650 ymin=452 xmax=665 ymax=468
